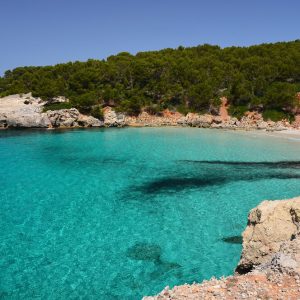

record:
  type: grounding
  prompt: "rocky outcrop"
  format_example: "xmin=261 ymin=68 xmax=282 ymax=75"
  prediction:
xmin=133 ymin=109 xmax=290 ymax=131
xmin=126 ymin=110 xmax=183 ymax=127
xmin=47 ymin=108 xmax=79 ymax=128
xmin=219 ymin=96 xmax=230 ymax=121
xmin=46 ymin=108 xmax=103 ymax=128
xmin=5 ymin=113 xmax=51 ymax=128
xmin=0 ymin=94 xmax=103 ymax=128
xmin=236 ymin=197 xmax=300 ymax=273
xmin=103 ymin=106 xmax=126 ymax=127
xmin=0 ymin=93 xmax=49 ymax=128
xmin=144 ymin=197 xmax=300 ymax=299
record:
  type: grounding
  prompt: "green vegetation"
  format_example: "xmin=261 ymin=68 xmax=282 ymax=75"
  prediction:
xmin=1 ymin=41 xmax=299 ymax=117
xmin=90 ymin=105 xmax=104 ymax=120
xmin=228 ymin=105 xmax=249 ymax=119
xmin=262 ymin=109 xmax=295 ymax=122
xmin=43 ymin=102 xmax=72 ymax=112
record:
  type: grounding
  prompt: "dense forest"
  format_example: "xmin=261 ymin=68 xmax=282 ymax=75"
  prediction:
xmin=1 ymin=40 xmax=300 ymax=120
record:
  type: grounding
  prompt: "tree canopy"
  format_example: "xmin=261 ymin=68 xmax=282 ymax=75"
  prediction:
xmin=1 ymin=40 xmax=299 ymax=118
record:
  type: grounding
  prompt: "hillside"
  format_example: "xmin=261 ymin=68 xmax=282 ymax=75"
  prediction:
xmin=1 ymin=40 xmax=300 ymax=121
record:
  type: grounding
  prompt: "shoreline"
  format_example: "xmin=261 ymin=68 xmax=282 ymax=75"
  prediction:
xmin=2 ymin=94 xmax=299 ymax=133
xmin=2 ymin=123 xmax=300 ymax=135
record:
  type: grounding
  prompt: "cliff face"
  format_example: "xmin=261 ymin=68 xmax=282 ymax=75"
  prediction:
xmin=144 ymin=197 xmax=300 ymax=299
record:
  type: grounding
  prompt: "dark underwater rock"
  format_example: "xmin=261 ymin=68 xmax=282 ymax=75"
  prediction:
xmin=126 ymin=243 xmax=162 ymax=262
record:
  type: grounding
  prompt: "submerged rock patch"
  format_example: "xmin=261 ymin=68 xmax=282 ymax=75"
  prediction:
xmin=126 ymin=242 xmax=182 ymax=280
xmin=126 ymin=243 xmax=162 ymax=262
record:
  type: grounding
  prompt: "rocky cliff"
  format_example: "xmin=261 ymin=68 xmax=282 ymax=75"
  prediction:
xmin=144 ymin=197 xmax=300 ymax=299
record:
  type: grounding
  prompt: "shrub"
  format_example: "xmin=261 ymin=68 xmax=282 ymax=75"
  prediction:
xmin=262 ymin=109 xmax=295 ymax=122
xmin=90 ymin=106 xmax=104 ymax=120
xmin=228 ymin=105 xmax=248 ymax=119
xmin=144 ymin=104 xmax=161 ymax=115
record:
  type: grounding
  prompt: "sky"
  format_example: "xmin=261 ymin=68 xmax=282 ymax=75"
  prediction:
xmin=0 ymin=0 xmax=299 ymax=75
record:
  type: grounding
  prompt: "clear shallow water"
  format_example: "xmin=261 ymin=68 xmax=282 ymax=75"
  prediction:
xmin=1 ymin=128 xmax=300 ymax=299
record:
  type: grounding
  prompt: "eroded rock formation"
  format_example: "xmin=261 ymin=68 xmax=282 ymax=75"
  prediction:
xmin=103 ymin=106 xmax=126 ymax=127
xmin=46 ymin=108 xmax=103 ymax=128
xmin=236 ymin=197 xmax=300 ymax=273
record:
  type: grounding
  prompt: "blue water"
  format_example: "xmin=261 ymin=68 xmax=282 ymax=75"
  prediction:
xmin=1 ymin=128 xmax=300 ymax=299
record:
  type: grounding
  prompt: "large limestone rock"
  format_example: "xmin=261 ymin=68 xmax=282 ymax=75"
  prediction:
xmin=0 ymin=94 xmax=104 ymax=128
xmin=103 ymin=106 xmax=126 ymax=127
xmin=46 ymin=108 xmax=103 ymax=128
xmin=46 ymin=108 xmax=80 ymax=127
xmin=6 ymin=113 xmax=51 ymax=128
xmin=236 ymin=197 xmax=300 ymax=273
xmin=0 ymin=93 xmax=52 ymax=128
xmin=0 ymin=93 xmax=49 ymax=128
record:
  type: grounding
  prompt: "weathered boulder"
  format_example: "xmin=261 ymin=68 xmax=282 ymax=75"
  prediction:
xmin=236 ymin=197 xmax=300 ymax=273
xmin=0 ymin=93 xmax=50 ymax=128
xmin=77 ymin=114 xmax=103 ymax=127
xmin=46 ymin=109 xmax=104 ymax=128
xmin=46 ymin=108 xmax=79 ymax=127
xmin=103 ymin=106 xmax=126 ymax=127
xmin=6 ymin=113 xmax=51 ymax=128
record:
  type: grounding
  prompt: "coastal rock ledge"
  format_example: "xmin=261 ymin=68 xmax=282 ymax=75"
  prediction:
xmin=1 ymin=93 xmax=298 ymax=130
xmin=144 ymin=197 xmax=300 ymax=299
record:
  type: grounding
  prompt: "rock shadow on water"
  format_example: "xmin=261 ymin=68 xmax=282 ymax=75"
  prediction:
xmin=137 ymin=177 xmax=228 ymax=194
xmin=180 ymin=160 xmax=300 ymax=170
xmin=222 ymin=236 xmax=243 ymax=244
xmin=120 ymin=160 xmax=300 ymax=201
xmin=133 ymin=172 xmax=300 ymax=195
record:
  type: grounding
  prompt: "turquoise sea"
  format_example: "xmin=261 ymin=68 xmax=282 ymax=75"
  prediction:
xmin=1 ymin=128 xmax=300 ymax=299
